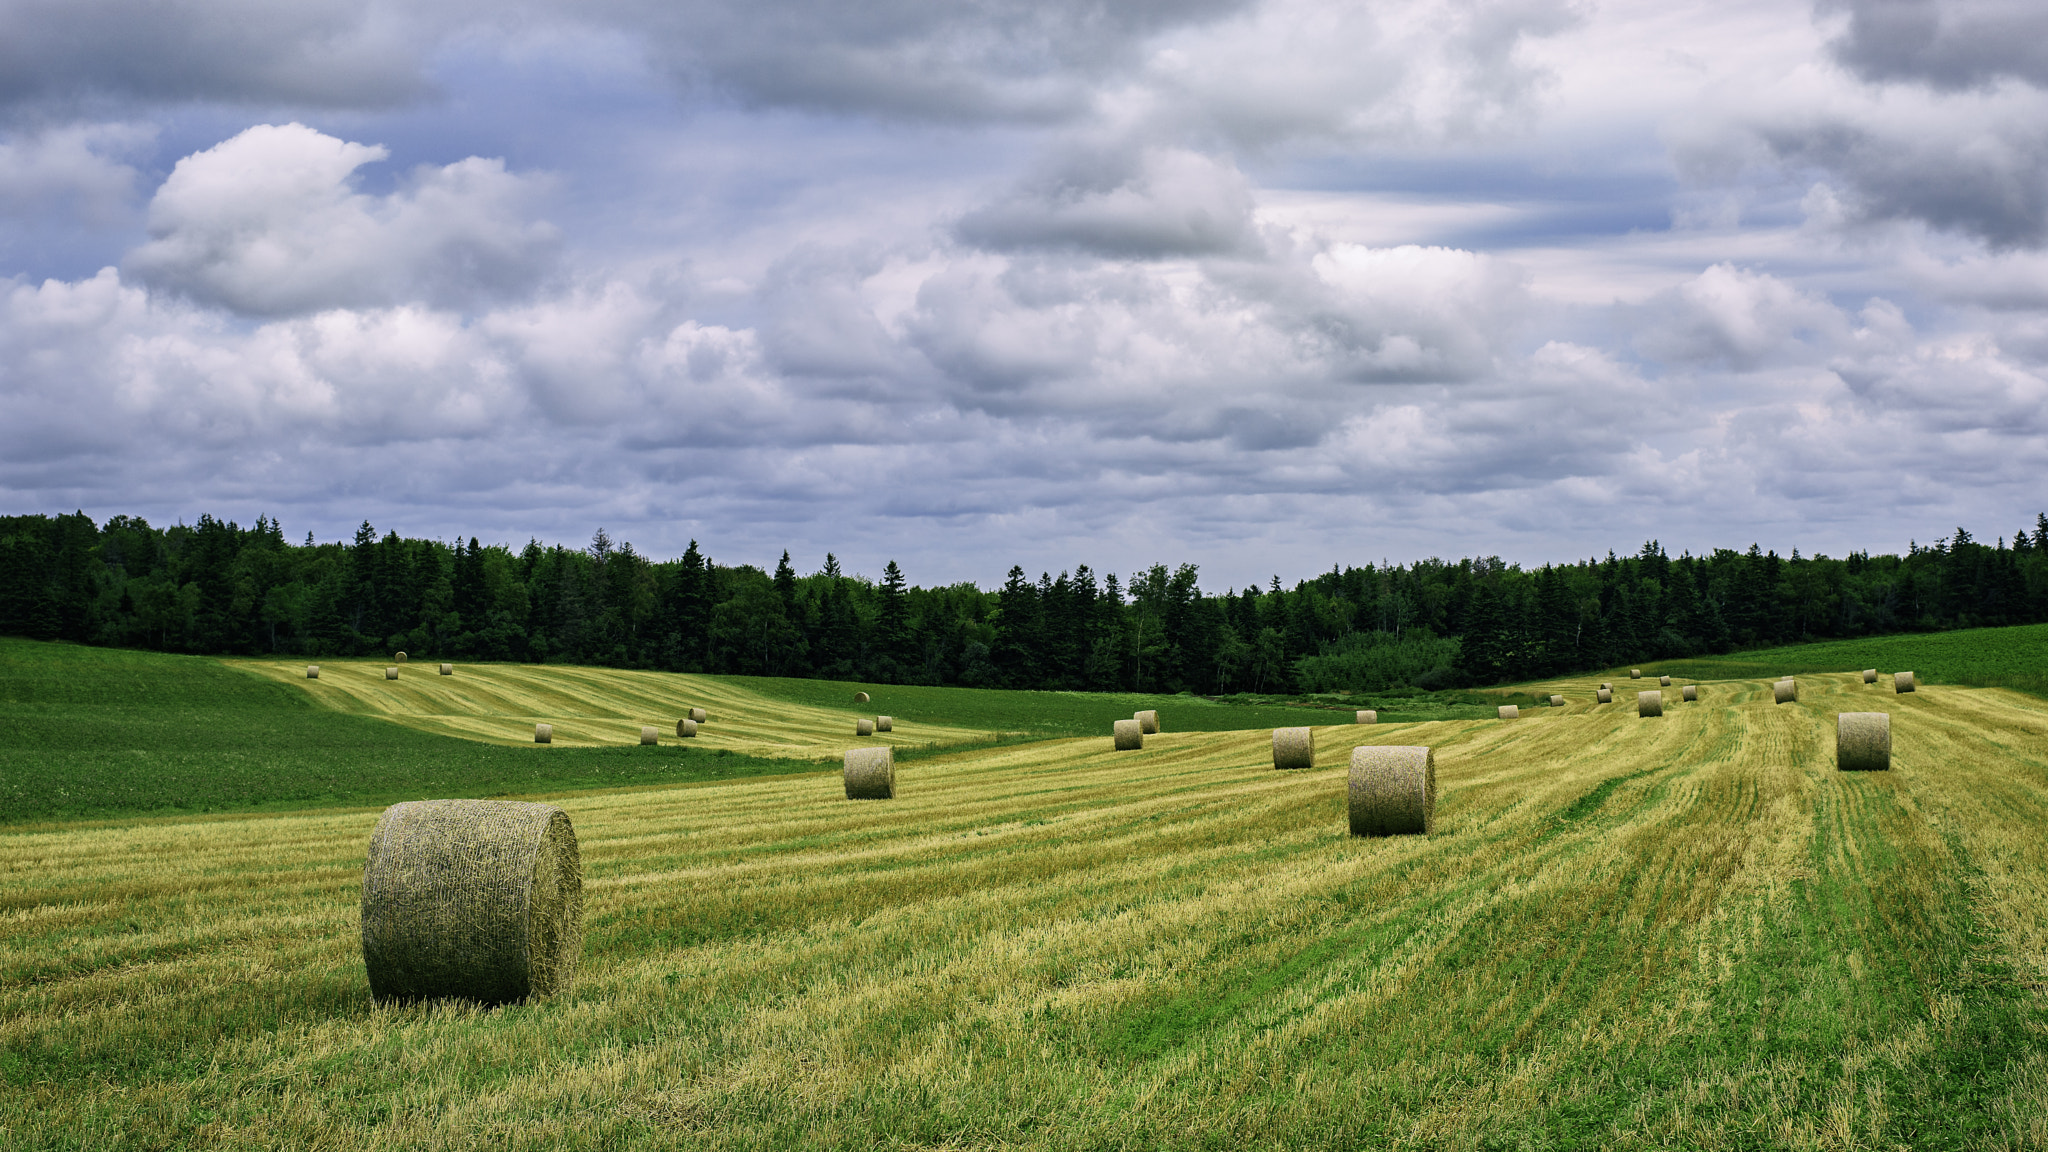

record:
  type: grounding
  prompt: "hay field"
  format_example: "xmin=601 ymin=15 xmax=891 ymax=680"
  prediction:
xmin=6 ymin=671 xmax=2048 ymax=1148
xmin=228 ymin=659 xmax=987 ymax=756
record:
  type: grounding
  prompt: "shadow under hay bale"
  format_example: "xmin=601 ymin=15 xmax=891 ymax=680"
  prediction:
xmin=1497 ymin=705 xmax=1519 ymax=720
xmin=1356 ymin=710 xmax=1377 ymax=724
xmin=676 ymin=718 xmax=697 ymax=738
xmin=639 ymin=726 xmax=658 ymax=746
xmin=1837 ymin=712 xmax=1891 ymax=771
xmin=360 ymin=799 xmax=582 ymax=1005
xmin=1113 ymin=718 xmax=1143 ymax=750
xmin=1774 ymin=680 xmax=1798 ymax=704
xmin=844 ymin=747 xmax=894 ymax=799
xmin=1895 ymin=671 xmax=1915 ymax=693
xmin=1349 ymin=746 xmax=1434 ymax=836
xmin=534 ymin=724 xmax=552 ymax=744
xmin=1273 ymin=727 xmax=1314 ymax=770
xmin=1136 ymin=709 xmax=1160 ymax=734
xmin=1638 ymin=690 xmax=1663 ymax=717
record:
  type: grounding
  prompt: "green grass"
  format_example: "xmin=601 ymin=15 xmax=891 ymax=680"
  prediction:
xmin=721 ymin=674 xmax=1353 ymax=735
xmin=1632 ymin=622 xmax=2048 ymax=697
xmin=0 ymin=640 xmax=818 ymax=825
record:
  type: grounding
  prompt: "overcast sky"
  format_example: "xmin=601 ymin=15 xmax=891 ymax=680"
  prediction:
xmin=1 ymin=0 xmax=2044 ymax=587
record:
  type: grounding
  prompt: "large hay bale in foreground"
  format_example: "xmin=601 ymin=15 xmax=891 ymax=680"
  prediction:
xmin=854 ymin=692 xmax=870 ymax=704
xmin=1356 ymin=710 xmax=1378 ymax=724
xmin=439 ymin=663 xmax=454 ymax=676
xmin=1895 ymin=671 xmax=1915 ymax=693
xmin=689 ymin=707 xmax=708 ymax=723
xmin=844 ymin=747 xmax=895 ymax=799
xmin=1638 ymin=690 xmax=1662 ymax=717
xmin=306 ymin=665 xmax=319 ymax=679
xmin=1658 ymin=675 xmax=1671 ymax=687
xmin=385 ymin=667 xmax=399 ymax=681
xmin=1682 ymin=685 xmax=1698 ymax=702
xmin=640 ymin=726 xmax=658 ymax=746
xmin=876 ymin=715 xmax=893 ymax=732
xmin=1774 ymin=680 xmax=1797 ymax=704
xmin=856 ymin=718 xmax=874 ymax=736
xmin=1837 ymin=712 xmax=1891 ymax=771
xmin=1549 ymin=695 xmax=1565 ymax=707
xmin=1113 ymin=719 xmax=1143 ymax=750
xmin=676 ymin=718 xmax=697 ymax=738
xmin=360 ymin=799 xmax=581 ymax=1004
xmin=1863 ymin=668 xmax=1878 ymax=684
xmin=1136 ymin=710 xmax=1160 ymax=735
xmin=534 ymin=724 xmax=552 ymax=744
xmin=1597 ymin=688 xmax=1612 ymax=704
xmin=395 ymin=652 xmax=407 ymax=664
xmin=1349 ymin=746 xmax=1434 ymax=836
xmin=1272 ymin=727 xmax=1314 ymax=770
xmin=1497 ymin=705 xmax=1519 ymax=720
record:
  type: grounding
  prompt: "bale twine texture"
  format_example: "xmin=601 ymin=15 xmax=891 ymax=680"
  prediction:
xmin=306 ymin=665 xmax=319 ymax=679
xmin=439 ymin=663 xmax=454 ymax=676
xmin=1550 ymin=695 xmax=1565 ymax=707
xmin=1682 ymin=685 xmax=1698 ymax=702
xmin=1498 ymin=705 xmax=1519 ymax=720
xmin=360 ymin=799 xmax=582 ymax=1005
xmin=1638 ymin=690 xmax=1663 ymax=717
xmin=1272 ymin=727 xmax=1315 ymax=770
xmin=385 ymin=667 xmax=399 ymax=680
xmin=1349 ymin=746 xmax=1435 ymax=837
xmin=640 ymin=726 xmax=658 ymax=746
xmin=856 ymin=718 xmax=875 ymax=736
xmin=1597 ymin=688 xmax=1612 ymax=704
xmin=1659 ymin=675 xmax=1672 ymax=687
xmin=676 ymin=718 xmax=698 ymax=738
xmin=689 ymin=707 xmax=708 ymax=723
xmin=1895 ymin=671 xmax=1916 ymax=693
xmin=1837 ymin=712 xmax=1892 ymax=771
xmin=1863 ymin=669 xmax=1878 ymax=684
xmin=1136 ymin=710 xmax=1160 ymax=735
xmin=876 ymin=715 xmax=893 ymax=732
xmin=844 ymin=746 xmax=895 ymax=799
xmin=1113 ymin=719 xmax=1143 ymax=751
xmin=1356 ymin=710 xmax=1378 ymax=724
xmin=395 ymin=652 xmax=407 ymax=663
xmin=534 ymin=723 xmax=552 ymax=744
xmin=854 ymin=692 xmax=870 ymax=704
xmin=1774 ymin=680 xmax=1798 ymax=704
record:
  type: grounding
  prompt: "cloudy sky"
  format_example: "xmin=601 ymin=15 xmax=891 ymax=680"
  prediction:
xmin=1 ymin=0 xmax=2044 ymax=586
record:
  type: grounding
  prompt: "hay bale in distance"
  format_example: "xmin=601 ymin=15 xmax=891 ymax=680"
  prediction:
xmin=1631 ymin=669 xmax=1641 ymax=679
xmin=1356 ymin=710 xmax=1378 ymax=724
xmin=395 ymin=651 xmax=407 ymax=663
xmin=854 ymin=692 xmax=870 ymax=704
xmin=876 ymin=715 xmax=893 ymax=732
xmin=1863 ymin=668 xmax=1878 ymax=684
xmin=1135 ymin=709 xmax=1160 ymax=735
xmin=1895 ymin=671 xmax=1916 ymax=693
xmin=1837 ymin=712 xmax=1892 ymax=771
xmin=1349 ymin=746 xmax=1434 ymax=836
xmin=1497 ymin=705 xmax=1519 ymax=720
xmin=1550 ymin=695 xmax=1565 ymax=707
xmin=385 ymin=667 xmax=399 ymax=680
xmin=1638 ymin=690 xmax=1663 ymax=717
xmin=1600 ymin=682 xmax=1611 ymax=690
xmin=439 ymin=663 xmax=453 ymax=676
xmin=306 ymin=665 xmax=319 ymax=679
xmin=1272 ymin=727 xmax=1314 ymax=770
xmin=1774 ymin=680 xmax=1798 ymax=704
xmin=1682 ymin=685 xmax=1698 ymax=702
xmin=1113 ymin=719 xmax=1143 ymax=751
xmin=534 ymin=723 xmax=552 ymax=744
xmin=360 ymin=799 xmax=582 ymax=1004
xmin=1659 ymin=675 xmax=1672 ymax=687
xmin=1597 ymin=688 xmax=1613 ymax=704
xmin=689 ymin=707 xmax=707 ymax=723
xmin=640 ymin=726 xmax=658 ymax=746
xmin=676 ymin=718 xmax=698 ymax=738
xmin=844 ymin=747 xmax=895 ymax=799
xmin=856 ymin=718 xmax=874 ymax=736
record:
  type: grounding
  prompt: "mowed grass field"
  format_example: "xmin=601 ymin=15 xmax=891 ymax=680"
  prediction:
xmin=5 ymin=645 xmax=2048 ymax=1147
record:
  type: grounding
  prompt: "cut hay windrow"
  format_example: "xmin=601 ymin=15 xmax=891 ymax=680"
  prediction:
xmin=843 ymin=747 xmax=895 ymax=799
xmin=306 ymin=665 xmax=319 ymax=679
xmin=1863 ymin=668 xmax=1878 ymax=684
xmin=1895 ymin=671 xmax=1916 ymax=693
xmin=385 ymin=667 xmax=399 ymax=681
xmin=1497 ymin=705 xmax=1519 ymax=720
xmin=689 ymin=707 xmax=707 ymax=723
xmin=1349 ymin=746 xmax=1434 ymax=836
xmin=1597 ymin=688 xmax=1612 ymax=704
xmin=534 ymin=723 xmax=552 ymax=744
xmin=1682 ymin=685 xmax=1698 ymax=702
xmin=640 ymin=727 xmax=658 ymax=746
xmin=1774 ymin=680 xmax=1798 ymax=705
xmin=439 ymin=663 xmax=454 ymax=676
xmin=1136 ymin=710 xmax=1160 ymax=735
xmin=1113 ymin=719 xmax=1143 ymax=751
xmin=1272 ymin=727 xmax=1314 ymax=770
xmin=1638 ymin=690 xmax=1662 ymax=718
xmin=675 ymin=718 xmax=698 ymax=738
xmin=876 ymin=716 xmax=893 ymax=732
xmin=360 ymin=799 xmax=582 ymax=1005
xmin=1356 ymin=710 xmax=1377 ymax=724
xmin=1837 ymin=712 xmax=1891 ymax=771
xmin=856 ymin=718 xmax=874 ymax=736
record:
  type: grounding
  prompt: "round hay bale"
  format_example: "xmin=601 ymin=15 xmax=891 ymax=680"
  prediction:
xmin=689 ymin=707 xmax=708 ymax=723
xmin=844 ymin=746 xmax=895 ymax=799
xmin=1135 ymin=709 xmax=1160 ymax=735
xmin=360 ymin=799 xmax=582 ymax=1004
xmin=1497 ymin=705 xmax=1519 ymax=720
xmin=1774 ymin=680 xmax=1798 ymax=705
xmin=1597 ymin=688 xmax=1612 ymax=704
xmin=1862 ymin=668 xmax=1878 ymax=684
xmin=1681 ymin=685 xmax=1698 ymax=702
xmin=854 ymin=692 xmax=870 ymax=704
xmin=1600 ymin=682 xmax=1611 ymax=690
xmin=876 ymin=715 xmax=893 ymax=732
xmin=1837 ymin=712 xmax=1891 ymax=771
xmin=306 ymin=665 xmax=320 ymax=679
xmin=676 ymin=718 xmax=698 ymax=737
xmin=639 ymin=726 xmax=658 ymax=746
xmin=439 ymin=663 xmax=454 ymax=676
xmin=1549 ymin=695 xmax=1565 ymax=707
xmin=1349 ymin=746 xmax=1435 ymax=836
xmin=1894 ymin=671 xmax=1916 ymax=693
xmin=1658 ymin=675 xmax=1671 ymax=687
xmin=534 ymin=723 xmax=552 ymax=744
xmin=385 ymin=667 xmax=399 ymax=680
xmin=1113 ymin=718 xmax=1143 ymax=751
xmin=1630 ymin=669 xmax=1641 ymax=679
xmin=1356 ymin=710 xmax=1378 ymax=724
xmin=856 ymin=718 xmax=874 ymax=736
xmin=1272 ymin=727 xmax=1315 ymax=770
xmin=1638 ymin=690 xmax=1663 ymax=717
xmin=395 ymin=652 xmax=407 ymax=663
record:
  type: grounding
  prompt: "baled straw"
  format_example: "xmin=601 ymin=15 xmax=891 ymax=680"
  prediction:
xmin=1774 ymin=680 xmax=1798 ymax=704
xmin=1894 ymin=671 xmax=1915 ymax=693
xmin=306 ymin=665 xmax=320 ymax=679
xmin=1659 ymin=675 xmax=1671 ymax=687
xmin=676 ymin=718 xmax=698 ymax=738
xmin=1597 ymin=688 xmax=1612 ymax=704
xmin=1862 ymin=669 xmax=1878 ymax=684
xmin=689 ymin=707 xmax=707 ymax=723
xmin=395 ymin=652 xmax=407 ymax=663
xmin=1356 ymin=710 xmax=1378 ymax=724
xmin=1113 ymin=719 xmax=1143 ymax=750
xmin=1682 ymin=685 xmax=1698 ymax=702
xmin=876 ymin=716 xmax=893 ymax=732
xmin=1638 ymin=690 xmax=1662 ymax=717
xmin=1497 ymin=705 xmax=1519 ymax=720
xmin=640 ymin=726 xmax=658 ymax=746
xmin=856 ymin=718 xmax=874 ymax=736
xmin=1837 ymin=713 xmax=1891 ymax=771
xmin=844 ymin=746 xmax=895 ymax=799
xmin=534 ymin=723 xmax=552 ymax=744
xmin=360 ymin=799 xmax=581 ymax=1004
xmin=1631 ymin=669 xmax=1641 ymax=679
xmin=386 ymin=667 xmax=399 ymax=680
xmin=1272 ymin=727 xmax=1315 ymax=770
xmin=1349 ymin=746 xmax=1434 ymax=836
xmin=439 ymin=663 xmax=454 ymax=676
xmin=1136 ymin=710 xmax=1160 ymax=735
xmin=854 ymin=692 xmax=870 ymax=704
xmin=1550 ymin=695 xmax=1565 ymax=707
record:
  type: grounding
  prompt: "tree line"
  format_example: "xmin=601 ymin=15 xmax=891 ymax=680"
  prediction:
xmin=3 ymin=510 xmax=2045 ymax=693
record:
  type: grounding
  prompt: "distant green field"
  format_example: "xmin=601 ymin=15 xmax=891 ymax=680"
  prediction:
xmin=1628 ymin=623 xmax=2048 ymax=696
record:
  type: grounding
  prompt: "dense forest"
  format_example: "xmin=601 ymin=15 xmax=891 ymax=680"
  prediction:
xmin=3 ymin=510 xmax=2045 ymax=693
